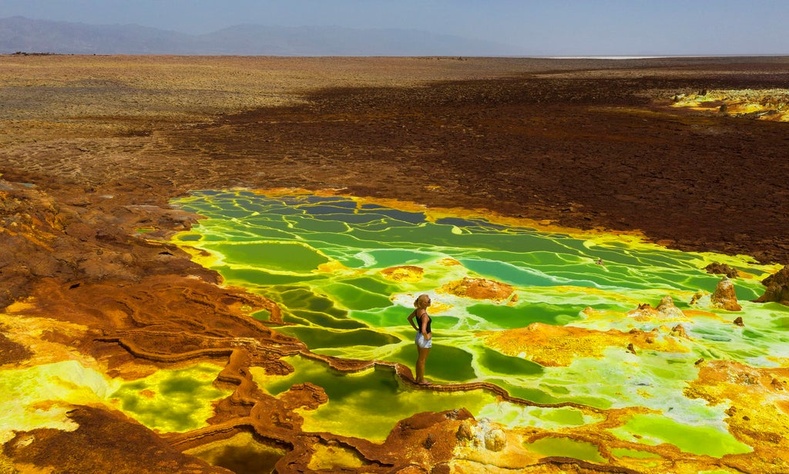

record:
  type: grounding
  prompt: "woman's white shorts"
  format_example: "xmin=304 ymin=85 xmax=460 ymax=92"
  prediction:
xmin=415 ymin=332 xmax=432 ymax=349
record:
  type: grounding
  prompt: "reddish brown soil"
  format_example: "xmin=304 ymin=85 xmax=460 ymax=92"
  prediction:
xmin=3 ymin=56 xmax=788 ymax=265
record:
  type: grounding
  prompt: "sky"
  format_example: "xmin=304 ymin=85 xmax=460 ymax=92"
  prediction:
xmin=1 ymin=0 xmax=788 ymax=56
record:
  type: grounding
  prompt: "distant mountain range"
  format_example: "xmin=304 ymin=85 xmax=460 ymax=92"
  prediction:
xmin=0 ymin=16 xmax=524 ymax=56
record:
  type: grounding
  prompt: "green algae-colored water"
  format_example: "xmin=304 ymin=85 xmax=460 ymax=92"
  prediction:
xmin=0 ymin=360 xmax=230 ymax=442
xmin=525 ymin=436 xmax=606 ymax=462
xmin=251 ymin=355 xmax=499 ymax=442
xmin=108 ymin=363 xmax=231 ymax=433
xmin=169 ymin=190 xmax=788 ymax=457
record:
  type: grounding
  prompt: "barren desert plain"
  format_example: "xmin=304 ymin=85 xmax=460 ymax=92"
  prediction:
xmin=1 ymin=54 xmax=789 ymax=473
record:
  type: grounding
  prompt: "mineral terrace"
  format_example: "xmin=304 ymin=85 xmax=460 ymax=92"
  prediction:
xmin=1 ymin=55 xmax=789 ymax=473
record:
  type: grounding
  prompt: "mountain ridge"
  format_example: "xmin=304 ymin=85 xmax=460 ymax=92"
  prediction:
xmin=0 ymin=16 xmax=524 ymax=56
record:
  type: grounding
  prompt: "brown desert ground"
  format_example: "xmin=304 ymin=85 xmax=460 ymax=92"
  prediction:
xmin=1 ymin=55 xmax=789 ymax=473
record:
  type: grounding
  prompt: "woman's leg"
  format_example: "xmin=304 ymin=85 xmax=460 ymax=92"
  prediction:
xmin=416 ymin=347 xmax=430 ymax=383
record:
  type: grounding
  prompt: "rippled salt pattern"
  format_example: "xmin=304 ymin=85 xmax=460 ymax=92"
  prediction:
xmin=172 ymin=189 xmax=787 ymax=451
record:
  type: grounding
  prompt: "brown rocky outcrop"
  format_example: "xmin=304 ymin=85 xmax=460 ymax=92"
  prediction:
xmin=756 ymin=266 xmax=789 ymax=305
xmin=712 ymin=277 xmax=742 ymax=311
xmin=671 ymin=324 xmax=690 ymax=339
xmin=705 ymin=262 xmax=740 ymax=278
xmin=3 ymin=406 xmax=225 ymax=473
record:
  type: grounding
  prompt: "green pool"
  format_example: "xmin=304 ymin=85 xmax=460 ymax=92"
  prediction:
xmin=171 ymin=189 xmax=786 ymax=455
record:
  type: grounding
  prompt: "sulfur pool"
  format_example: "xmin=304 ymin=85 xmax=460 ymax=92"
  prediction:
xmin=168 ymin=189 xmax=787 ymax=460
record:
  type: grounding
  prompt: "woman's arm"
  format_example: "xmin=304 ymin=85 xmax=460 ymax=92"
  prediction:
xmin=407 ymin=310 xmax=418 ymax=331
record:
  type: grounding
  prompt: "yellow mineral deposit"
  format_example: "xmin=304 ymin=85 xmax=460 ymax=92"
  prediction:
xmin=672 ymin=89 xmax=789 ymax=122
xmin=380 ymin=265 xmax=425 ymax=282
xmin=0 ymin=359 xmax=113 ymax=444
xmin=483 ymin=322 xmax=691 ymax=367
xmin=0 ymin=309 xmax=231 ymax=441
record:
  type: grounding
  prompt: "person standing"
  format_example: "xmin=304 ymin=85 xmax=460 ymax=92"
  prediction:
xmin=407 ymin=294 xmax=432 ymax=384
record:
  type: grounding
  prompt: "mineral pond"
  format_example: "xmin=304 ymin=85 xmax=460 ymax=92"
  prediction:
xmin=4 ymin=188 xmax=789 ymax=472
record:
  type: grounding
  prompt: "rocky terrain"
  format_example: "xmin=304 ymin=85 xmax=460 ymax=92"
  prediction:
xmin=1 ymin=55 xmax=788 ymax=473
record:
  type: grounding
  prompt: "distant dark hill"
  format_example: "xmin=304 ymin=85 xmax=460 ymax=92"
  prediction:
xmin=0 ymin=16 xmax=523 ymax=56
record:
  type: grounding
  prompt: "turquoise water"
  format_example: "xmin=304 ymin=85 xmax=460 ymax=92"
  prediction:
xmin=172 ymin=189 xmax=787 ymax=454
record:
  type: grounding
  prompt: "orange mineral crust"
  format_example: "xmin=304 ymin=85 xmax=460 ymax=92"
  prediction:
xmin=685 ymin=360 xmax=789 ymax=473
xmin=482 ymin=323 xmax=690 ymax=367
xmin=439 ymin=277 xmax=516 ymax=302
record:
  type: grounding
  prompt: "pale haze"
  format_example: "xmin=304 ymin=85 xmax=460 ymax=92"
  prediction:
xmin=2 ymin=0 xmax=788 ymax=55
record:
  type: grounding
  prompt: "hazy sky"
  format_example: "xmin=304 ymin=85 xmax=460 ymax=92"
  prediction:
xmin=2 ymin=0 xmax=787 ymax=55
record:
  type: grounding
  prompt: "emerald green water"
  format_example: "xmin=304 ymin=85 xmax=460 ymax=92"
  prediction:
xmin=250 ymin=355 xmax=498 ymax=442
xmin=525 ymin=436 xmax=605 ymax=462
xmin=609 ymin=413 xmax=752 ymax=457
xmin=171 ymin=190 xmax=787 ymax=457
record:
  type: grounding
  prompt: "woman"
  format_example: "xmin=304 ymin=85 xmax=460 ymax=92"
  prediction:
xmin=407 ymin=294 xmax=432 ymax=384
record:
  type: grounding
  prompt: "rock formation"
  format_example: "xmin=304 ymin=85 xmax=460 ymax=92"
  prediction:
xmin=756 ymin=265 xmax=789 ymax=305
xmin=711 ymin=277 xmax=742 ymax=311
xmin=628 ymin=295 xmax=687 ymax=321
xmin=655 ymin=295 xmax=687 ymax=319
xmin=380 ymin=265 xmax=424 ymax=282
xmin=705 ymin=262 xmax=739 ymax=278
xmin=438 ymin=277 xmax=515 ymax=302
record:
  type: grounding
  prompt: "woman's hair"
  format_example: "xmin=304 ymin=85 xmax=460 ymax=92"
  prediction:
xmin=414 ymin=294 xmax=430 ymax=308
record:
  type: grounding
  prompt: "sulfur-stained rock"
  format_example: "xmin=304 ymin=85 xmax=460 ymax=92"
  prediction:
xmin=438 ymin=277 xmax=514 ymax=302
xmin=457 ymin=420 xmax=475 ymax=442
xmin=671 ymin=324 xmax=690 ymax=339
xmin=438 ymin=257 xmax=462 ymax=267
xmin=306 ymin=442 xmax=367 ymax=472
xmin=685 ymin=360 xmax=789 ymax=473
xmin=672 ymin=88 xmax=789 ymax=122
xmin=711 ymin=277 xmax=742 ymax=311
xmin=656 ymin=295 xmax=686 ymax=319
xmin=381 ymin=409 xmax=474 ymax=471
xmin=756 ymin=265 xmax=789 ymax=305
xmin=689 ymin=290 xmax=711 ymax=307
xmin=451 ymin=419 xmax=550 ymax=471
xmin=628 ymin=296 xmax=687 ymax=321
xmin=484 ymin=429 xmax=507 ymax=452
xmin=0 ymin=331 xmax=33 ymax=366
xmin=381 ymin=265 xmax=424 ymax=282
xmin=483 ymin=322 xmax=689 ymax=367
